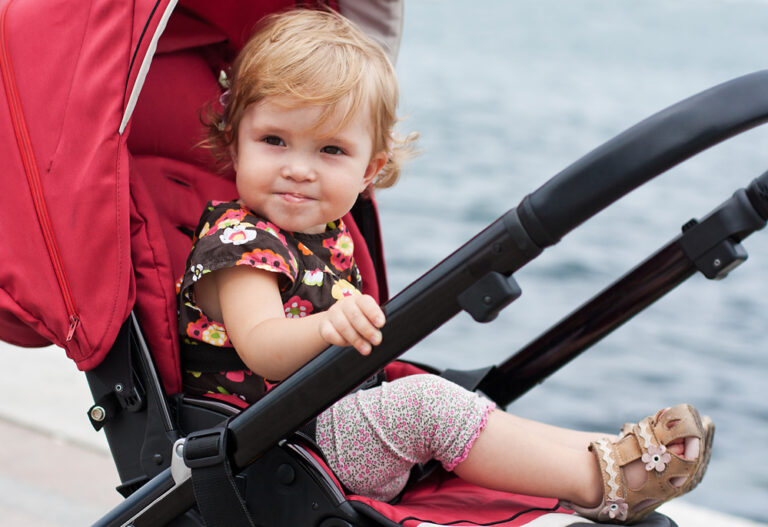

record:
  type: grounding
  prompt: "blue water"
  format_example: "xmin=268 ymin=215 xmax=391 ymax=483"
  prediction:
xmin=379 ymin=0 xmax=768 ymax=522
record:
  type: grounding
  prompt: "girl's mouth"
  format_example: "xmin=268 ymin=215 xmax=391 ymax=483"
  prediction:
xmin=279 ymin=192 xmax=313 ymax=203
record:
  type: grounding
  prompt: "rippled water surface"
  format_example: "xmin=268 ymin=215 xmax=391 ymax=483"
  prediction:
xmin=380 ymin=0 xmax=768 ymax=522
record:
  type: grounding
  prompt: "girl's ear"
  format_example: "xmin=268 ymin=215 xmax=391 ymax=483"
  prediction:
xmin=360 ymin=150 xmax=388 ymax=192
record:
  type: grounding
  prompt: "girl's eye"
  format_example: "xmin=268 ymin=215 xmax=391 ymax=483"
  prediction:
xmin=262 ymin=136 xmax=285 ymax=146
xmin=321 ymin=145 xmax=345 ymax=155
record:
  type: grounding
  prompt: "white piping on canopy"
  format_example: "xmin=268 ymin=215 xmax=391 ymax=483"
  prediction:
xmin=120 ymin=0 xmax=178 ymax=134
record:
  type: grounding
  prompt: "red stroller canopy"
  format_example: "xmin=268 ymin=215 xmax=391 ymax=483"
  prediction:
xmin=0 ymin=0 xmax=392 ymax=395
xmin=0 ymin=0 xmax=165 ymax=364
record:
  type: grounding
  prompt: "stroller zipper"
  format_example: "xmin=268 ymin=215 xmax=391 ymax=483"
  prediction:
xmin=1 ymin=0 xmax=80 ymax=342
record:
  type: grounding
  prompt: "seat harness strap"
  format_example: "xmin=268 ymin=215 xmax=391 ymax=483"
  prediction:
xmin=184 ymin=425 xmax=256 ymax=527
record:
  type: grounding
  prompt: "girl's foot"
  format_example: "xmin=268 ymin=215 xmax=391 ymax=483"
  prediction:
xmin=563 ymin=404 xmax=714 ymax=524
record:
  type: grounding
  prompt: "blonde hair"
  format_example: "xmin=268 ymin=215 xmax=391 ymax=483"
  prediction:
xmin=205 ymin=9 xmax=417 ymax=188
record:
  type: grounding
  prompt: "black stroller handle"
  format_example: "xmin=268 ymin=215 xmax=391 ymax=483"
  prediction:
xmin=517 ymin=69 xmax=768 ymax=248
xmin=96 ymin=70 xmax=768 ymax=526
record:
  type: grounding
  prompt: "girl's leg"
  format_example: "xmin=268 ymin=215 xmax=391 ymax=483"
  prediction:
xmin=317 ymin=373 xmax=694 ymax=511
xmin=502 ymin=413 xmax=616 ymax=450
xmin=454 ymin=408 xmax=694 ymax=511
xmin=453 ymin=410 xmax=604 ymax=507
xmin=317 ymin=373 xmax=607 ymax=505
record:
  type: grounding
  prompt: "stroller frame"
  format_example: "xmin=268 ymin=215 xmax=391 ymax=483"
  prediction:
xmin=90 ymin=70 xmax=768 ymax=526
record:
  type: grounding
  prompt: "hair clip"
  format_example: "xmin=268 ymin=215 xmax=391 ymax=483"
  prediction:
xmin=218 ymin=69 xmax=230 ymax=89
xmin=218 ymin=89 xmax=231 ymax=131
xmin=219 ymin=89 xmax=231 ymax=110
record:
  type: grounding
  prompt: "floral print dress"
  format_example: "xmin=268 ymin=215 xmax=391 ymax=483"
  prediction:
xmin=178 ymin=200 xmax=363 ymax=403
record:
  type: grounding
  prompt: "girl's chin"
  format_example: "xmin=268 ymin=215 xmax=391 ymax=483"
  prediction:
xmin=268 ymin=217 xmax=326 ymax=234
xmin=297 ymin=223 xmax=328 ymax=234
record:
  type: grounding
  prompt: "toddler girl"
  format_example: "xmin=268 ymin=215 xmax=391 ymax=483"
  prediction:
xmin=178 ymin=9 xmax=714 ymax=524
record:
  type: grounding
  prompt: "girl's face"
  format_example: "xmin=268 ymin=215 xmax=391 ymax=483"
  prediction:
xmin=233 ymin=96 xmax=387 ymax=234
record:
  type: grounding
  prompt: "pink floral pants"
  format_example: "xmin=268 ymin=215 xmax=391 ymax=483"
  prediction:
xmin=315 ymin=374 xmax=496 ymax=501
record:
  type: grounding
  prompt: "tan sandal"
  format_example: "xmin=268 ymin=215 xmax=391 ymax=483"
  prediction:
xmin=566 ymin=404 xmax=714 ymax=524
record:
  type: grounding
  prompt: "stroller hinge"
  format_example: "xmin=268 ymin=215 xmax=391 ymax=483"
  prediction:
xmin=457 ymin=272 xmax=522 ymax=322
xmin=114 ymin=380 xmax=145 ymax=412
xmin=171 ymin=438 xmax=192 ymax=485
xmin=679 ymin=188 xmax=765 ymax=280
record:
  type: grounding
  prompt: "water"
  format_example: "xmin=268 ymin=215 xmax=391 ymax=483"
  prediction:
xmin=381 ymin=0 xmax=768 ymax=522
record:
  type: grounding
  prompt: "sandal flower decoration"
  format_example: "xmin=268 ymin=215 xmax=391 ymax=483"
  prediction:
xmin=601 ymin=498 xmax=628 ymax=521
xmin=642 ymin=444 xmax=671 ymax=472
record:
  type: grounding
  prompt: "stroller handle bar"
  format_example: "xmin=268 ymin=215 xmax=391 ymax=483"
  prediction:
xmin=96 ymin=70 xmax=768 ymax=526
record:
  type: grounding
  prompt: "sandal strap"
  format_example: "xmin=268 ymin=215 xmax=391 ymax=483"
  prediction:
xmin=619 ymin=404 xmax=704 ymax=460
xmin=652 ymin=404 xmax=704 ymax=444
xmin=612 ymin=416 xmax=660 ymax=466
xmin=591 ymin=438 xmax=623 ymax=502
xmin=567 ymin=438 xmax=632 ymax=523
xmin=575 ymin=405 xmax=712 ymax=525
xmin=613 ymin=430 xmax=643 ymax=465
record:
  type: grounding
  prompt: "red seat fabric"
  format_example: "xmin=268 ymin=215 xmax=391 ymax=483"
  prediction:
xmin=351 ymin=475 xmax=572 ymax=527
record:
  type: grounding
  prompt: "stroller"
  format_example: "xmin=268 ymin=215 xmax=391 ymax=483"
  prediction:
xmin=3 ymin=0 xmax=767 ymax=525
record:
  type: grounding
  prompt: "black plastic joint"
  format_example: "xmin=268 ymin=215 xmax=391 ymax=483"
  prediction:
xmin=114 ymin=382 xmax=144 ymax=412
xmin=457 ymin=272 xmax=522 ymax=323
xmin=184 ymin=426 xmax=229 ymax=469
xmin=516 ymin=196 xmax=560 ymax=249
xmin=502 ymin=208 xmax=544 ymax=261
xmin=746 ymin=170 xmax=768 ymax=221
xmin=679 ymin=189 xmax=765 ymax=280
xmin=692 ymin=240 xmax=748 ymax=280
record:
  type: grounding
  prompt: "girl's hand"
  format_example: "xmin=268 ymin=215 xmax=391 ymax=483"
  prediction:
xmin=318 ymin=294 xmax=385 ymax=355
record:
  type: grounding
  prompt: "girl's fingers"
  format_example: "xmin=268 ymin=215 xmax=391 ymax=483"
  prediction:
xmin=322 ymin=307 xmax=372 ymax=355
xmin=319 ymin=296 xmax=385 ymax=354
xmin=318 ymin=321 xmax=345 ymax=347
xmin=341 ymin=297 xmax=383 ymax=347
xmin=357 ymin=295 xmax=386 ymax=328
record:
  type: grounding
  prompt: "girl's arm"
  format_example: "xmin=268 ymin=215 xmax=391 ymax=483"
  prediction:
xmin=197 ymin=265 xmax=384 ymax=381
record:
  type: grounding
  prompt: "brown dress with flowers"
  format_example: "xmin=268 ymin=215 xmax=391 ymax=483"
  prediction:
xmin=178 ymin=200 xmax=363 ymax=404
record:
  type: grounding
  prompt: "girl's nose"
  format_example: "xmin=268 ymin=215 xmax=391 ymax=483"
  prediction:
xmin=281 ymin=155 xmax=316 ymax=182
